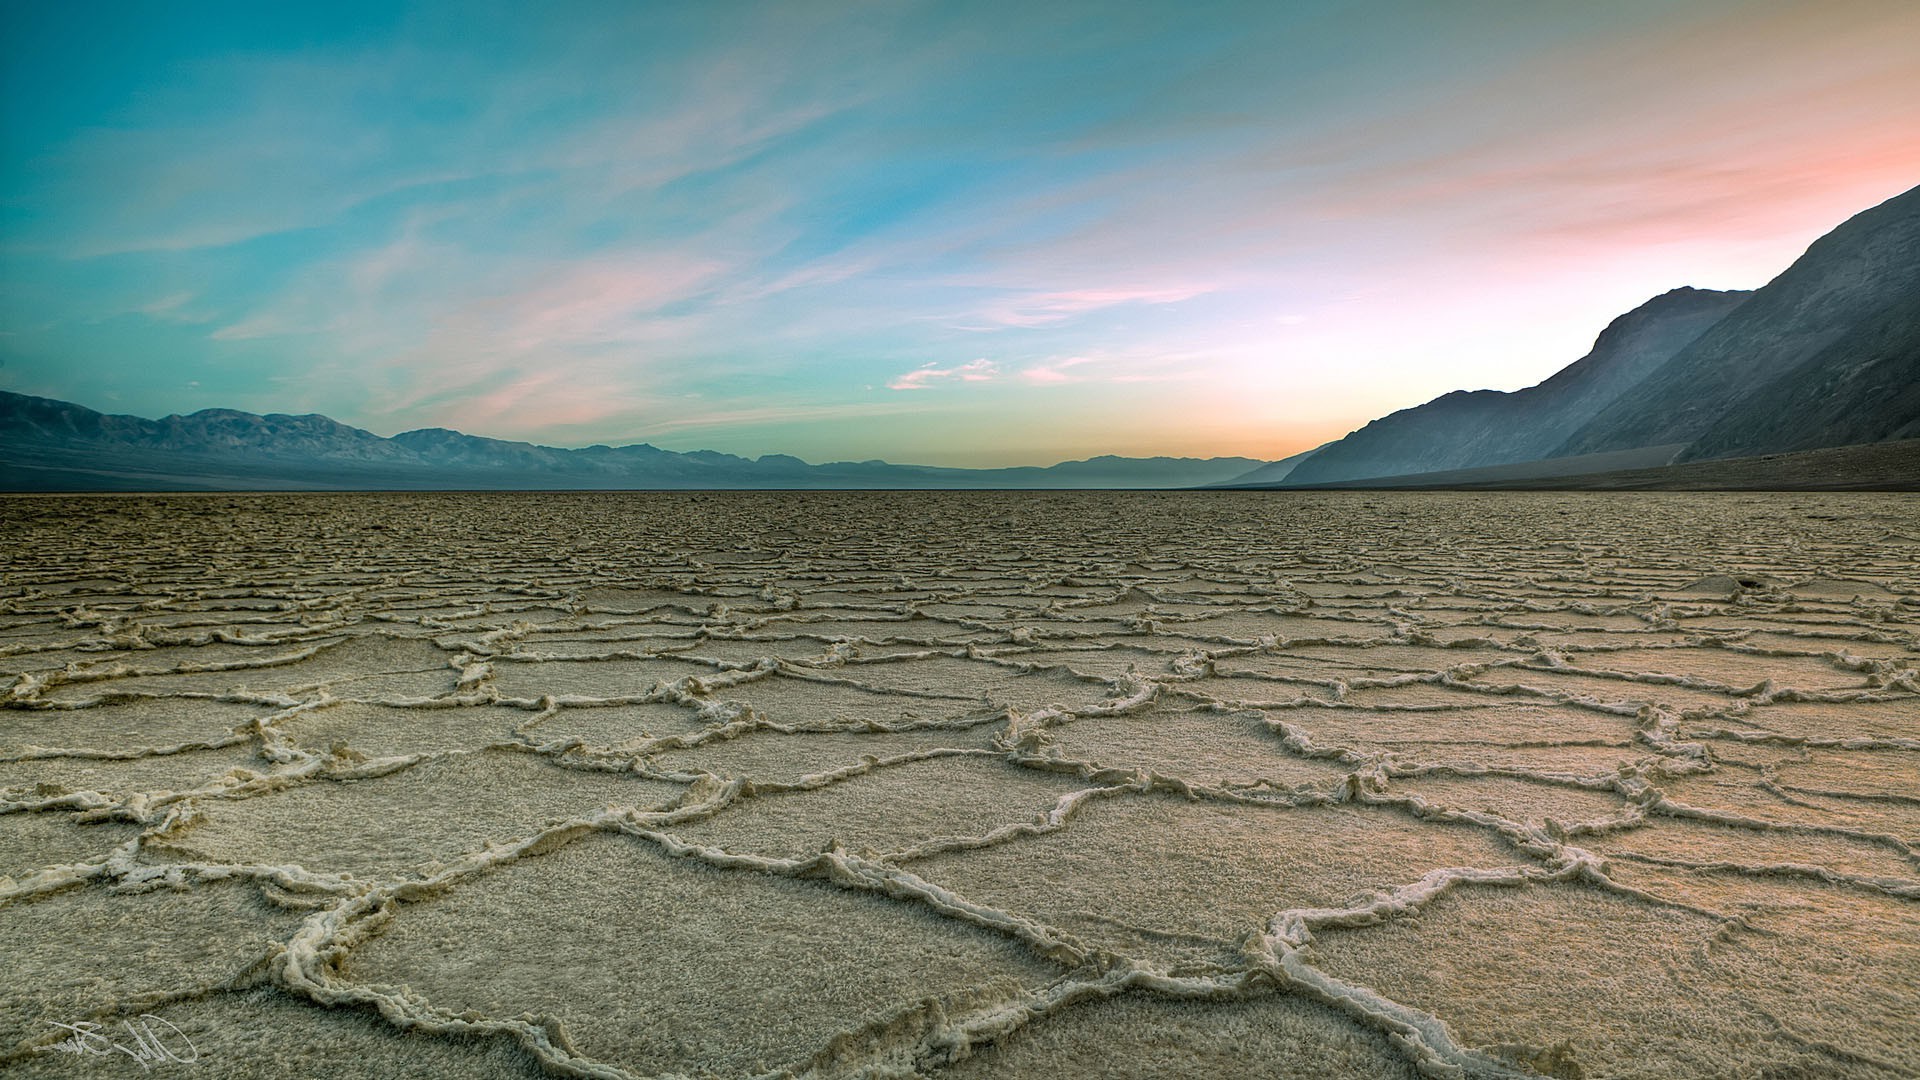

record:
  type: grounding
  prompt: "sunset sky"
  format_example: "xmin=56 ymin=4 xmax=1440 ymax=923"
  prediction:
xmin=3 ymin=1 xmax=1917 ymax=467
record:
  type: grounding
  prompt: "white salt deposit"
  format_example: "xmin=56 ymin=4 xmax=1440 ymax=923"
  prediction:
xmin=1 ymin=490 xmax=1916 ymax=1078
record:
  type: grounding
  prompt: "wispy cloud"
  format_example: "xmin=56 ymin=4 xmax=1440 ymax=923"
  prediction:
xmin=6 ymin=1 xmax=1918 ymax=466
xmin=965 ymin=285 xmax=1212 ymax=329
xmin=627 ymin=400 xmax=927 ymax=439
xmin=887 ymin=358 xmax=1000 ymax=390
xmin=1019 ymin=355 xmax=1096 ymax=384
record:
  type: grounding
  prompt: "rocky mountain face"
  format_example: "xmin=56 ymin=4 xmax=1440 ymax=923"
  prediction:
xmin=1283 ymin=287 xmax=1750 ymax=485
xmin=1678 ymin=288 xmax=1920 ymax=460
xmin=1555 ymin=183 xmax=1920 ymax=460
xmin=11 ymin=185 xmax=1914 ymax=492
xmin=0 ymin=392 xmax=1265 ymax=490
xmin=1282 ymin=182 xmax=1920 ymax=485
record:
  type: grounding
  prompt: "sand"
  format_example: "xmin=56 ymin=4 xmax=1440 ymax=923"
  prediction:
xmin=1 ymin=490 xmax=1916 ymax=1078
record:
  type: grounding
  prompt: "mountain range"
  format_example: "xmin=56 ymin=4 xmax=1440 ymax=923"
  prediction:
xmin=0 ymin=392 xmax=1263 ymax=490
xmin=1259 ymin=183 xmax=1920 ymax=487
xmin=3 ymin=184 xmax=1916 ymax=492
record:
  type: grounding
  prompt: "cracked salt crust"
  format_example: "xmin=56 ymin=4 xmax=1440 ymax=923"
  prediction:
xmin=1 ymin=489 xmax=1916 ymax=1079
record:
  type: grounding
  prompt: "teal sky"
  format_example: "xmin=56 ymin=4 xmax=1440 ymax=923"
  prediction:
xmin=3 ymin=1 xmax=1916 ymax=466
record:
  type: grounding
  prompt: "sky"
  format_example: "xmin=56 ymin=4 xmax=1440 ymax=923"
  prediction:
xmin=2 ymin=1 xmax=1917 ymax=468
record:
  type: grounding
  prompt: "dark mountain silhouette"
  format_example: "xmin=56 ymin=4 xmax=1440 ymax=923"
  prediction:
xmin=1278 ymin=182 xmax=1920 ymax=486
xmin=1679 ymin=287 xmax=1920 ymax=460
xmin=1556 ymin=183 xmax=1920 ymax=460
xmin=10 ymin=185 xmax=1915 ymax=492
xmin=0 ymin=392 xmax=1265 ymax=490
xmin=1251 ymin=438 xmax=1920 ymax=492
xmin=1282 ymin=286 xmax=1748 ymax=485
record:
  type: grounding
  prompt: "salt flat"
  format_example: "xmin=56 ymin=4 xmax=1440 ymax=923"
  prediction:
xmin=2 ymin=490 xmax=1917 ymax=1079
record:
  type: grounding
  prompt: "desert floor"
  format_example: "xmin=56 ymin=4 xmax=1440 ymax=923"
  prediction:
xmin=2 ymin=491 xmax=1917 ymax=1079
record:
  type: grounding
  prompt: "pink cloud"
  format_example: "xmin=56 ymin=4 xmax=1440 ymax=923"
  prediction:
xmin=485 ymin=257 xmax=726 ymax=351
xmin=1019 ymin=355 xmax=1097 ymax=384
xmin=972 ymin=285 xmax=1211 ymax=328
xmin=438 ymin=368 xmax=637 ymax=434
xmin=887 ymin=358 xmax=1000 ymax=390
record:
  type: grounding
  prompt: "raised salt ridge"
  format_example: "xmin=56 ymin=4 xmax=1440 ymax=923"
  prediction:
xmin=1 ymin=490 xmax=1916 ymax=1078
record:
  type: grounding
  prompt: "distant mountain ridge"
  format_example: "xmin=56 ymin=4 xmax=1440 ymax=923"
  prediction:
xmin=1213 ymin=442 xmax=1334 ymax=486
xmin=1272 ymin=182 xmax=1920 ymax=486
xmin=0 ymin=391 xmax=1266 ymax=490
xmin=1282 ymin=286 xmax=1751 ymax=485
xmin=10 ymin=184 xmax=1916 ymax=493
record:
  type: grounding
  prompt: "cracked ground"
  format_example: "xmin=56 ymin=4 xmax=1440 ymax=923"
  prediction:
xmin=2 ymin=490 xmax=1917 ymax=1079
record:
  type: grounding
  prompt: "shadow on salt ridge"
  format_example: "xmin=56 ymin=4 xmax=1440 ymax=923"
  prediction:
xmin=1070 ymin=629 xmax=1252 ymax=654
xmin=1781 ymin=576 xmax=1903 ymax=602
xmin=1456 ymin=666 xmax=1742 ymax=714
xmin=0 ymin=697 xmax=269 ymax=755
xmin=1254 ymin=703 xmax=1644 ymax=775
xmin=487 ymin=655 xmax=718 ymax=700
xmin=1482 ymin=611 xmax=1660 ymax=632
xmin=1171 ymin=610 xmax=1400 ymax=643
xmin=0 ymin=812 xmax=140 ymax=881
xmin=913 ymin=599 xmax=1057 ymax=622
xmin=943 ymin=990 xmax=1419 ymax=1080
xmin=1242 ymin=642 xmax=1520 ymax=677
xmin=0 ymin=744 xmax=267 ymax=803
xmin=1683 ymin=697 xmax=1920 ymax=743
xmin=280 ymin=702 xmax=532 ymax=758
xmin=765 ymin=615 xmax=1003 ymax=646
xmin=1725 ymin=631 xmax=1919 ymax=663
xmin=647 ymin=722 xmax=1004 ymax=786
xmin=661 ymin=636 xmax=834 ymax=664
xmin=0 ymin=880 xmax=303 ymax=1058
xmin=1583 ymin=813 xmax=1917 ymax=883
xmin=1471 ymin=629 xmax=1699 ymax=650
xmin=518 ymin=701 xmax=717 ymax=748
xmin=145 ymin=750 xmax=681 ymax=880
xmin=1391 ymin=773 xmax=1627 ymax=829
xmin=1668 ymin=611 xmax=1902 ymax=637
xmin=343 ymin=831 xmax=1062 ymax=1078
xmin=0 ymin=648 xmax=106 ymax=677
xmin=14 ymin=988 xmax=548 ymax=1079
xmin=1645 ymin=751 xmax=1920 ymax=840
xmin=977 ymin=643 xmax=1184 ymax=679
xmin=1570 ymin=647 xmax=1879 ymax=693
xmin=1307 ymin=879 xmax=1920 ymax=1080
xmin=908 ymin=793 xmax=1517 ymax=969
xmin=799 ymin=656 xmax=1120 ymax=714
xmin=667 ymin=755 xmax=1091 ymax=860
xmin=40 ymin=636 xmax=463 ymax=703
xmin=17 ymin=640 xmax=341 ymax=678
xmin=757 ymin=588 xmax=920 ymax=611
xmin=488 ymin=632 xmax=707 ymax=660
xmin=1190 ymin=667 xmax=1502 ymax=708
xmin=706 ymin=673 xmax=996 ymax=729
xmin=1770 ymin=746 xmax=1920 ymax=801
xmin=575 ymin=586 xmax=715 ymax=615
xmin=1325 ymin=681 xmax=1516 ymax=708
xmin=1288 ymin=583 xmax=1425 ymax=600
xmin=1033 ymin=705 xmax=1352 ymax=791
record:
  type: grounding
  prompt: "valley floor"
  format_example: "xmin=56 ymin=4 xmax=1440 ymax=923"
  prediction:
xmin=2 ymin=491 xmax=1917 ymax=1079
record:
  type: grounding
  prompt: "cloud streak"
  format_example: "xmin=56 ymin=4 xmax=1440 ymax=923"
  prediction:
xmin=967 ymin=285 xmax=1212 ymax=329
xmin=887 ymin=358 xmax=1000 ymax=391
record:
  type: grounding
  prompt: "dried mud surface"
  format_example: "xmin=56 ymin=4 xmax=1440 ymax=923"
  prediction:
xmin=2 ymin=490 xmax=1917 ymax=1079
